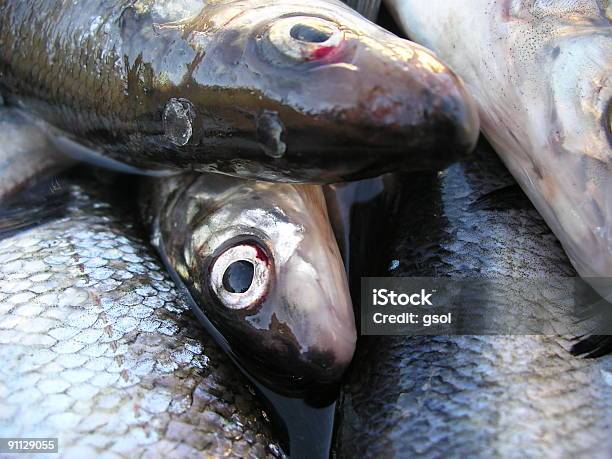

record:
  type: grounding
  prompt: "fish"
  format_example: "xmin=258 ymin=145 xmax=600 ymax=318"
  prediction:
xmin=0 ymin=172 xmax=286 ymax=458
xmin=0 ymin=0 xmax=479 ymax=183
xmin=384 ymin=0 xmax=612 ymax=298
xmin=140 ymin=173 xmax=357 ymax=393
xmin=324 ymin=173 xmax=400 ymax=305
xmin=334 ymin=139 xmax=612 ymax=458
xmin=0 ymin=107 xmax=71 ymax=202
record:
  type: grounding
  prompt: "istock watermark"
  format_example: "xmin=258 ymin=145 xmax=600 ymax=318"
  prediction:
xmin=361 ymin=277 xmax=612 ymax=336
xmin=372 ymin=288 xmax=434 ymax=306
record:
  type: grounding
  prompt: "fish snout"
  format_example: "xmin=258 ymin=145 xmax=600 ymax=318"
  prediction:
xmin=304 ymin=309 xmax=357 ymax=379
xmin=277 ymin=34 xmax=480 ymax=177
xmin=259 ymin=307 xmax=356 ymax=390
xmin=270 ymin=249 xmax=357 ymax=386
xmin=343 ymin=38 xmax=480 ymax=157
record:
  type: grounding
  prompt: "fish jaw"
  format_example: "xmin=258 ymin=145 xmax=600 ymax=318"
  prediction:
xmin=482 ymin=4 xmax=612 ymax=295
xmin=505 ymin=28 xmax=612 ymax=293
xmin=148 ymin=175 xmax=356 ymax=392
xmin=387 ymin=0 xmax=612 ymax=296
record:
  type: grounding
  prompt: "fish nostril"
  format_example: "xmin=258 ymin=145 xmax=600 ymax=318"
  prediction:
xmin=222 ymin=260 xmax=255 ymax=294
xmin=290 ymin=24 xmax=332 ymax=43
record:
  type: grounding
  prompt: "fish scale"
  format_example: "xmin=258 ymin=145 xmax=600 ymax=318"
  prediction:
xmin=334 ymin=141 xmax=612 ymax=458
xmin=0 ymin=176 xmax=283 ymax=458
xmin=339 ymin=335 xmax=612 ymax=458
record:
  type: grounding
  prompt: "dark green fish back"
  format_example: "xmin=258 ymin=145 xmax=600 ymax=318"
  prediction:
xmin=340 ymin=0 xmax=381 ymax=20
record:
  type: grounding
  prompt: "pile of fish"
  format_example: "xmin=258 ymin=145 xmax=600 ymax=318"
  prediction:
xmin=0 ymin=0 xmax=610 ymax=457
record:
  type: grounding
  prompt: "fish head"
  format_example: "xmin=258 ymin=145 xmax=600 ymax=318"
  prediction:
xmin=162 ymin=0 xmax=479 ymax=180
xmin=156 ymin=175 xmax=356 ymax=391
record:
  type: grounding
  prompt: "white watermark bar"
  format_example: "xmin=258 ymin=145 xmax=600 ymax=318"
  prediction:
xmin=0 ymin=438 xmax=58 ymax=453
xmin=361 ymin=277 xmax=612 ymax=335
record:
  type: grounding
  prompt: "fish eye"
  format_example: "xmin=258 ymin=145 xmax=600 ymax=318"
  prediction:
xmin=261 ymin=16 xmax=344 ymax=65
xmin=210 ymin=242 xmax=271 ymax=310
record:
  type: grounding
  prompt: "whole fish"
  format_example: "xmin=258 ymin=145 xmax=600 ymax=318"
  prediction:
xmin=0 ymin=173 xmax=285 ymax=458
xmin=385 ymin=0 xmax=612 ymax=297
xmin=141 ymin=173 xmax=357 ymax=392
xmin=334 ymin=140 xmax=612 ymax=458
xmin=0 ymin=0 xmax=479 ymax=183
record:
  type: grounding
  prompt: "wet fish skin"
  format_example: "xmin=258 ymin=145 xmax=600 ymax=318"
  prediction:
xmin=0 ymin=108 xmax=71 ymax=201
xmin=385 ymin=0 xmax=612 ymax=297
xmin=335 ymin=140 xmax=612 ymax=458
xmin=142 ymin=173 xmax=356 ymax=392
xmin=0 ymin=0 xmax=479 ymax=183
xmin=339 ymin=335 xmax=612 ymax=458
xmin=0 ymin=175 xmax=284 ymax=458
xmin=324 ymin=173 xmax=400 ymax=307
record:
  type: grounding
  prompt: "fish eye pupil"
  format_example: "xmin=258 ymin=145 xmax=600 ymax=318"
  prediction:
xmin=289 ymin=24 xmax=332 ymax=43
xmin=222 ymin=260 xmax=255 ymax=294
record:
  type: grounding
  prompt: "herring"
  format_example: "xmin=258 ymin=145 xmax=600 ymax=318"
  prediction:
xmin=385 ymin=0 xmax=612 ymax=298
xmin=0 ymin=0 xmax=478 ymax=183
xmin=141 ymin=173 xmax=357 ymax=391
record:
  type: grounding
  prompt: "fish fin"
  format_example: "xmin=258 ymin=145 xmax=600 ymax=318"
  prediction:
xmin=570 ymin=335 xmax=612 ymax=358
xmin=469 ymin=184 xmax=532 ymax=212
xmin=340 ymin=0 xmax=381 ymax=21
